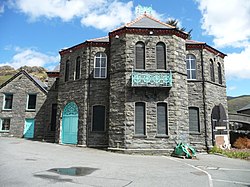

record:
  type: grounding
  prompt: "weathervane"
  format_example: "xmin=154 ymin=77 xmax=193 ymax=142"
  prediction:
xmin=135 ymin=5 xmax=152 ymax=16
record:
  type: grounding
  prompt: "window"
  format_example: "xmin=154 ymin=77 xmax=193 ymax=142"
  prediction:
xmin=50 ymin=104 xmax=57 ymax=131
xmin=157 ymin=103 xmax=168 ymax=135
xmin=210 ymin=59 xmax=215 ymax=82
xmin=135 ymin=42 xmax=145 ymax=69
xmin=186 ymin=54 xmax=196 ymax=80
xmin=65 ymin=60 xmax=70 ymax=82
xmin=3 ymin=94 xmax=13 ymax=110
xmin=0 ymin=118 xmax=10 ymax=132
xmin=189 ymin=107 xmax=200 ymax=132
xmin=92 ymin=105 xmax=105 ymax=131
xmin=135 ymin=102 xmax=146 ymax=135
xmin=94 ymin=52 xmax=107 ymax=78
xmin=75 ymin=56 xmax=81 ymax=80
xmin=27 ymin=94 xmax=37 ymax=110
xmin=156 ymin=42 xmax=166 ymax=70
xmin=217 ymin=62 xmax=222 ymax=84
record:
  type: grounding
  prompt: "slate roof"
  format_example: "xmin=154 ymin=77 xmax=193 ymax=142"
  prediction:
xmin=186 ymin=40 xmax=205 ymax=44
xmin=87 ymin=36 xmax=109 ymax=43
xmin=111 ymin=13 xmax=175 ymax=32
xmin=237 ymin=103 xmax=250 ymax=112
xmin=0 ymin=70 xmax=48 ymax=94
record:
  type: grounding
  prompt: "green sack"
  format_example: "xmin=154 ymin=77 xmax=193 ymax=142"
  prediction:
xmin=174 ymin=142 xmax=196 ymax=158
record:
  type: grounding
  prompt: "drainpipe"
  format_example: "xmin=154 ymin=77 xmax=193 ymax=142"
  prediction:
xmin=200 ymin=47 xmax=209 ymax=152
xmin=86 ymin=44 xmax=92 ymax=146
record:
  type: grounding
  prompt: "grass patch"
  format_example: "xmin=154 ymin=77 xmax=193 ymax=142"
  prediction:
xmin=0 ymin=75 xmax=13 ymax=85
xmin=209 ymin=146 xmax=250 ymax=160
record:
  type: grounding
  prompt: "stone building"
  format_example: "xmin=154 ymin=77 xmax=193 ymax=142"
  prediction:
xmin=0 ymin=70 xmax=58 ymax=142
xmin=55 ymin=14 xmax=228 ymax=153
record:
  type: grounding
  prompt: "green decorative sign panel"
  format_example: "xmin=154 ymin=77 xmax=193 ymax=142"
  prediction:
xmin=132 ymin=71 xmax=172 ymax=87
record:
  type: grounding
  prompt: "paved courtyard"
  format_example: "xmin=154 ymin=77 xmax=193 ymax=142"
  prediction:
xmin=0 ymin=137 xmax=249 ymax=187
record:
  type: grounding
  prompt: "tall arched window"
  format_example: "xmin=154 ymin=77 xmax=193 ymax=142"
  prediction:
xmin=217 ymin=62 xmax=222 ymax=84
xmin=92 ymin=105 xmax=106 ymax=131
xmin=186 ymin=54 xmax=196 ymax=80
xmin=156 ymin=42 xmax=166 ymax=70
xmin=210 ymin=59 xmax=215 ymax=82
xmin=135 ymin=42 xmax=145 ymax=69
xmin=65 ymin=60 xmax=70 ymax=82
xmin=157 ymin=102 xmax=168 ymax=135
xmin=75 ymin=56 xmax=81 ymax=80
xmin=94 ymin=52 xmax=107 ymax=78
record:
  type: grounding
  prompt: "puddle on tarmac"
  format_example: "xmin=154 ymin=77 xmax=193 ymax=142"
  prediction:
xmin=48 ymin=167 xmax=98 ymax=176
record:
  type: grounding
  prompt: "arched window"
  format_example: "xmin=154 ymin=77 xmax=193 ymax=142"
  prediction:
xmin=156 ymin=42 xmax=166 ymax=70
xmin=217 ymin=62 xmax=222 ymax=84
xmin=135 ymin=42 xmax=145 ymax=69
xmin=186 ymin=54 xmax=196 ymax=80
xmin=189 ymin=107 xmax=200 ymax=132
xmin=94 ymin=52 xmax=107 ymax=78
xmin=75 ymin=56 xmax=81 ymax=80
xmin=65 ymin=60 xmax=70 ymax=82
xmin=157 ymin=103 xmax=168 ymax=135
xmin=210 ymin=59 xmax=215 ymax=82
xmin=135 ymin=102 xmax=146 ymax=135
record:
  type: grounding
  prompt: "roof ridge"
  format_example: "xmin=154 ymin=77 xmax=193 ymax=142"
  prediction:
xmin=87 ymin=36 xmax=109 ymax=42
xmin=142 ymin=13 xmax=175 ymax=28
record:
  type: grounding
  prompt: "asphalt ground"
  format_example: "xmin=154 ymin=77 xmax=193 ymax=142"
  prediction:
xmin=0 ymin=137 xmax=249 ymax=187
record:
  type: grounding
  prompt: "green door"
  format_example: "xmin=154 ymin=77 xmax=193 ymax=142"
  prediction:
xmin=62 ymin=102 xmax=78 ymax=144
xmin=24 ymin=119 xmax=35 ymax=139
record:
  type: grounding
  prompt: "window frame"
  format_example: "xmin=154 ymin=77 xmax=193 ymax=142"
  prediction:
xmin=26 ymin=94 xmax=37 ymax=111
xmin=135 ymin=41 xmax=146 ymax=70
xmin=3 ymin=93 xmax=13 ymax=110
xmin=156 ymin=42 xmax=167 ymax=70
xmin=134 ymin=102 xmax=146 ymax=136
xmin=75 ymin=56 xmax=81 ymax=80
xmin=217 ymin=62 xmax=222 ymax=84
xmin=94 ymin=52 xmax=107 ymax=79
xmin=156 ymin=102 xmax=169 ymax=136
xmin=0 ymin=118 xmax=10 ymax=132
xmin=91 ymin=105 xmax=106 ymax=132
xmin=188 ymin=107 xmax=200 ymax=133
xmin=65 ymin=60 xmax=70 ymax=82
xmin=186 ymin=54 xmax=196 ymax=80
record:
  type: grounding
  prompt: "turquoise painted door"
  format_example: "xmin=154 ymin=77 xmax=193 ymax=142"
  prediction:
xmin=24 ymin=119 xmax=35 ymax=139
xmin=62 ymin=102 xmax=78 ymax=144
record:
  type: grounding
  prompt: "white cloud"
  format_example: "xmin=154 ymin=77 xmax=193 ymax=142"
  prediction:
xmin=81 ymin=1 xmax=133 ymax=31
xmin=228 ymin=86 xmax=237 ymax=91
xmin=2 ymin=47 xmax=59 ymax=70
xmin=197 ymin=0 xmax=250 ymax=48
xmin=8 ymin=0 xmax=164 ymax=31
xmin=0 ymin=3 xmax=4 ymax=14
xmin=224 ymin=45 xmax=250 ymax=79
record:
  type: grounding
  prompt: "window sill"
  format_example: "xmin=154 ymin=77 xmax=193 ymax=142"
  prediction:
xmin=26 ymin=109 xmax=36 ymax=112
xmin=133 ymin=135 xmax=147 ymax=138
xmin=2 ymin=109 xmax=12 ymax=111
xmin=189 ymin=132 xmax=201 ymax=135
xmin=155 ymin=135 xmax=169 ymax=138
xmin=0 ymin=130 xmax=9 ymax=133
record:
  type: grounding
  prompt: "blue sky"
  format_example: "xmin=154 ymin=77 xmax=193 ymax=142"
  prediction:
xmin=0 ymin=0 xmax=249 ymax=97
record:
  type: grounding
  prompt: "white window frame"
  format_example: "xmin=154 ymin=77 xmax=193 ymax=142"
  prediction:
xmin=0 ymin=118 xmax=10 ymax=132
xmin=3 ymin=93 xmax=13 ymax=110
xmin=26 ymin=94 xmax=37 ymax=111
xmin=94 ymin=52 xmax=107 ymax=79
xmin=186 ymin=54 xmax=196 ymax=80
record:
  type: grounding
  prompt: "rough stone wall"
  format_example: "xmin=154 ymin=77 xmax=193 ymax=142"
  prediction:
xmin=186 ymin=48 xmax=228 ymax=150
xmin=34 ymin=77 xmax=58 ymax=142
xmin=109 ymin=34 xmax=127 ymax=148
xmin=109 ymin=33 xmax=189 ymax=150
xmin=56 ymin=45 xmax=109 ymax=147
xmin=0 ymin=74 xmax=46 ymax=137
